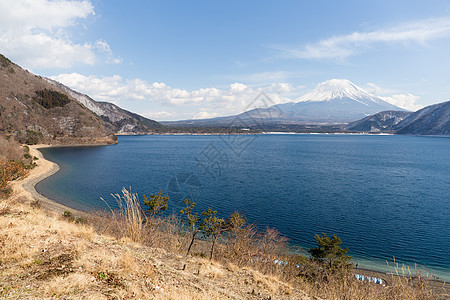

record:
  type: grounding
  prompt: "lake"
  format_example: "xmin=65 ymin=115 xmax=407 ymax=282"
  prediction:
xmin=36 ymin=134 xmax=450 ymax=281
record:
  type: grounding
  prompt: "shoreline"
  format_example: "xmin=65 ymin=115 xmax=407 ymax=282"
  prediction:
xmin=352 ymin=266 xmax=449 ymax=293
xmin=121 ymin=132 xmax=396 ymax=136
xmin=10 ymin=144 xmax=87 ymax=217
xmin=10 ymin=143 xmax=449 ymax=286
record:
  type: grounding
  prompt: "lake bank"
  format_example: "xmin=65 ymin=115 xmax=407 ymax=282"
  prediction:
xmin=11 ymin=145 xmax=88 ymax=217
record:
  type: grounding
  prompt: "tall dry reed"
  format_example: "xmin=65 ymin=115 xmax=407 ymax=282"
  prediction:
xmin=100 ymin=187 xmax=147 ymax=243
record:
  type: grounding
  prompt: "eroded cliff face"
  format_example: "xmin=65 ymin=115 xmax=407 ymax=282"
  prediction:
xmin=44 ymin=78 xmax=163 ymax=135
xmin=0 ymin=54 xmax=116 ymax=145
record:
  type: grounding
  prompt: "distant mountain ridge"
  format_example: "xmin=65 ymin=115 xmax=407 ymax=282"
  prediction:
xmin=395 ymin=100 xmax=450 ymax=135
xmin=345 ymin=111 xmax=413 ymax=133
xmin=164 ymin=79 xmax=405 ymax=127
xmin=3 ymin=52 xmax=446 ymax=137
xmin=346 ymin=100 xmax=450 ymax=135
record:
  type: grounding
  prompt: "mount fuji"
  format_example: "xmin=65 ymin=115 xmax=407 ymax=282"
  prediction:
xmin=164 ymin=79 xmax=406 ymax=127
xmin=269 ymin=79 xmax=405 ymax=124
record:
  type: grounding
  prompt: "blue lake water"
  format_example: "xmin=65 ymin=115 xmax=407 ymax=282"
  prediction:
xmin=36 ymin=134 xmax=450 ymax=280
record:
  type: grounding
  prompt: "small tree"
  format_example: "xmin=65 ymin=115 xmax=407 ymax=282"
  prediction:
xmin=225 ymin=211 xmax=258 ymax=263
xmin=226 ymin=210 xmax=246 ymax=232
xmin=309 ymin=233 xmax=352 ymax=271
xmin=143 ymin=190 xmax=168 ymax=221
xmin=225 ymin=211 xmax=246 ymax=250
xmin=200 ymin=207 xmax=226 ymax=260
xmin=259 ymin=227 xmax=289 ymax=260
xmin=179 ymin=198 xmax=200 ymax=255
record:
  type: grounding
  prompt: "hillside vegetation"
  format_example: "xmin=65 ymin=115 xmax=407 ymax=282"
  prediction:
xmin=346 ymin=102 xmax=450 ymax=135
xmin=33 ymin=89 xmax=71 ymax=109
xmin=0 ymin=54 xmax=117 ymax=145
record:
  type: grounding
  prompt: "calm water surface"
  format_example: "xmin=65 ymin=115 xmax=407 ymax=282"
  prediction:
xmin=36 ymin=135 xmax=450 ymax=280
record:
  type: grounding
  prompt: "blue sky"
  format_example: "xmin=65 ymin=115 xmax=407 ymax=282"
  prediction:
xmin=1 ymin=0 xmax=450 ymax=120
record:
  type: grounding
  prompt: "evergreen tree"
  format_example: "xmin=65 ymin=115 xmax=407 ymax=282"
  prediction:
xmin=143 ymin=190 xmax=168 ymax=221
xmin=309 ymin=233 xmax=352 ymax=271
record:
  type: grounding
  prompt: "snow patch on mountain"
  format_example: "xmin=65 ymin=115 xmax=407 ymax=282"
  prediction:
xmin=296 ymin=79 xmax=384 ymax=105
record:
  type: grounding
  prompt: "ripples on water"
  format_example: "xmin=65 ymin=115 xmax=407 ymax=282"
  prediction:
xmin=37 ymin=134 xmax=450 ymax=280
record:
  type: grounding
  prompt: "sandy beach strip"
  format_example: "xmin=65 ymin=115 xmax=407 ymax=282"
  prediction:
xmin=10 ymin=144 xmax=87 ymax=217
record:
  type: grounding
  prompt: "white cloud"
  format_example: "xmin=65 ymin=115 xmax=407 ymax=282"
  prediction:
xmin=276 ymin=17 xmax=450 ymax=60
xmin=0 ymin=0 xmax=119 ymax=69
xmin=0 ymin=0 xmax=95 ymax=30
xmin=365 ymin=82 xmax=423 ymax=111
xmin=193 ymin=111 xmax=219 ymax=119
xmin=50 ymin=73 xmax=297 ymax=120
xmin=379 ymin=94 xmax=423 ymax=111
xmin=265 ymin=82 xmax=305 ymax=95
xmin=364 ymin=82 xmax=394 ymax=95
xmin=95 ymin=40 xmax=122 ymax=64
xmin=144 ymin=111 xmax=174 ymax=119
xmin=230 ymin=82 xmax=248 ymax=92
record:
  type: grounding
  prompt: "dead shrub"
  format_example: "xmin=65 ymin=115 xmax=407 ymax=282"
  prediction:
xmin=0 ymin=159 xmax=29 ymax=198
xmin=0 ymin=136 xmax=23 ymax=161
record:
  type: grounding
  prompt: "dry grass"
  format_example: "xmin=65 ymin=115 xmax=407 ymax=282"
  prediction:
xmin=0 ymin=196 xmax=157 ymax=299
xmin=0 ymin=136 xmax=23 ymax=161
xmin=250 ymin=270 xmax=293 ymax=295
xmin=40 ymin=273 xmax=94 ymax=298
xmin=100 ymin=187 xmax=147 ymax=243
xmin=92 ymin=189 xmax=188 ymax=255
xmin=86 ymin=189 xmax=447 ymax=299
xmin=1 ymin=186 xmax=447 ymax=299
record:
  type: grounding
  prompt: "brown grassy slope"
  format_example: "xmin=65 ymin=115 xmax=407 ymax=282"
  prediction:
xmin=0 ymin=54 xmax=115 ymax=145
xmin=0 ymin=199 xmax=310 ymax=299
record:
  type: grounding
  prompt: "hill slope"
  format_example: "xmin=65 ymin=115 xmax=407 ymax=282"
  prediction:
xmin=395 ymin=100 xmax=450 ymax=135
xmin=346 ymin=100 xmax=450 ymax=135
xmin=0 ymin=54 xmax=164 ymax=144
xmin=0 ymin=54 xmax=115 ymax=145
xmin=345 ymin=111 xmax=413 ymax=132
xmin=44 ymin=78 xmax=164 ymax=134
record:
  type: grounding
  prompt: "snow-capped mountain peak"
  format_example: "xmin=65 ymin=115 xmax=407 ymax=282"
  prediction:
xmin=296 ymin=79 xmax=380 ymax=104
